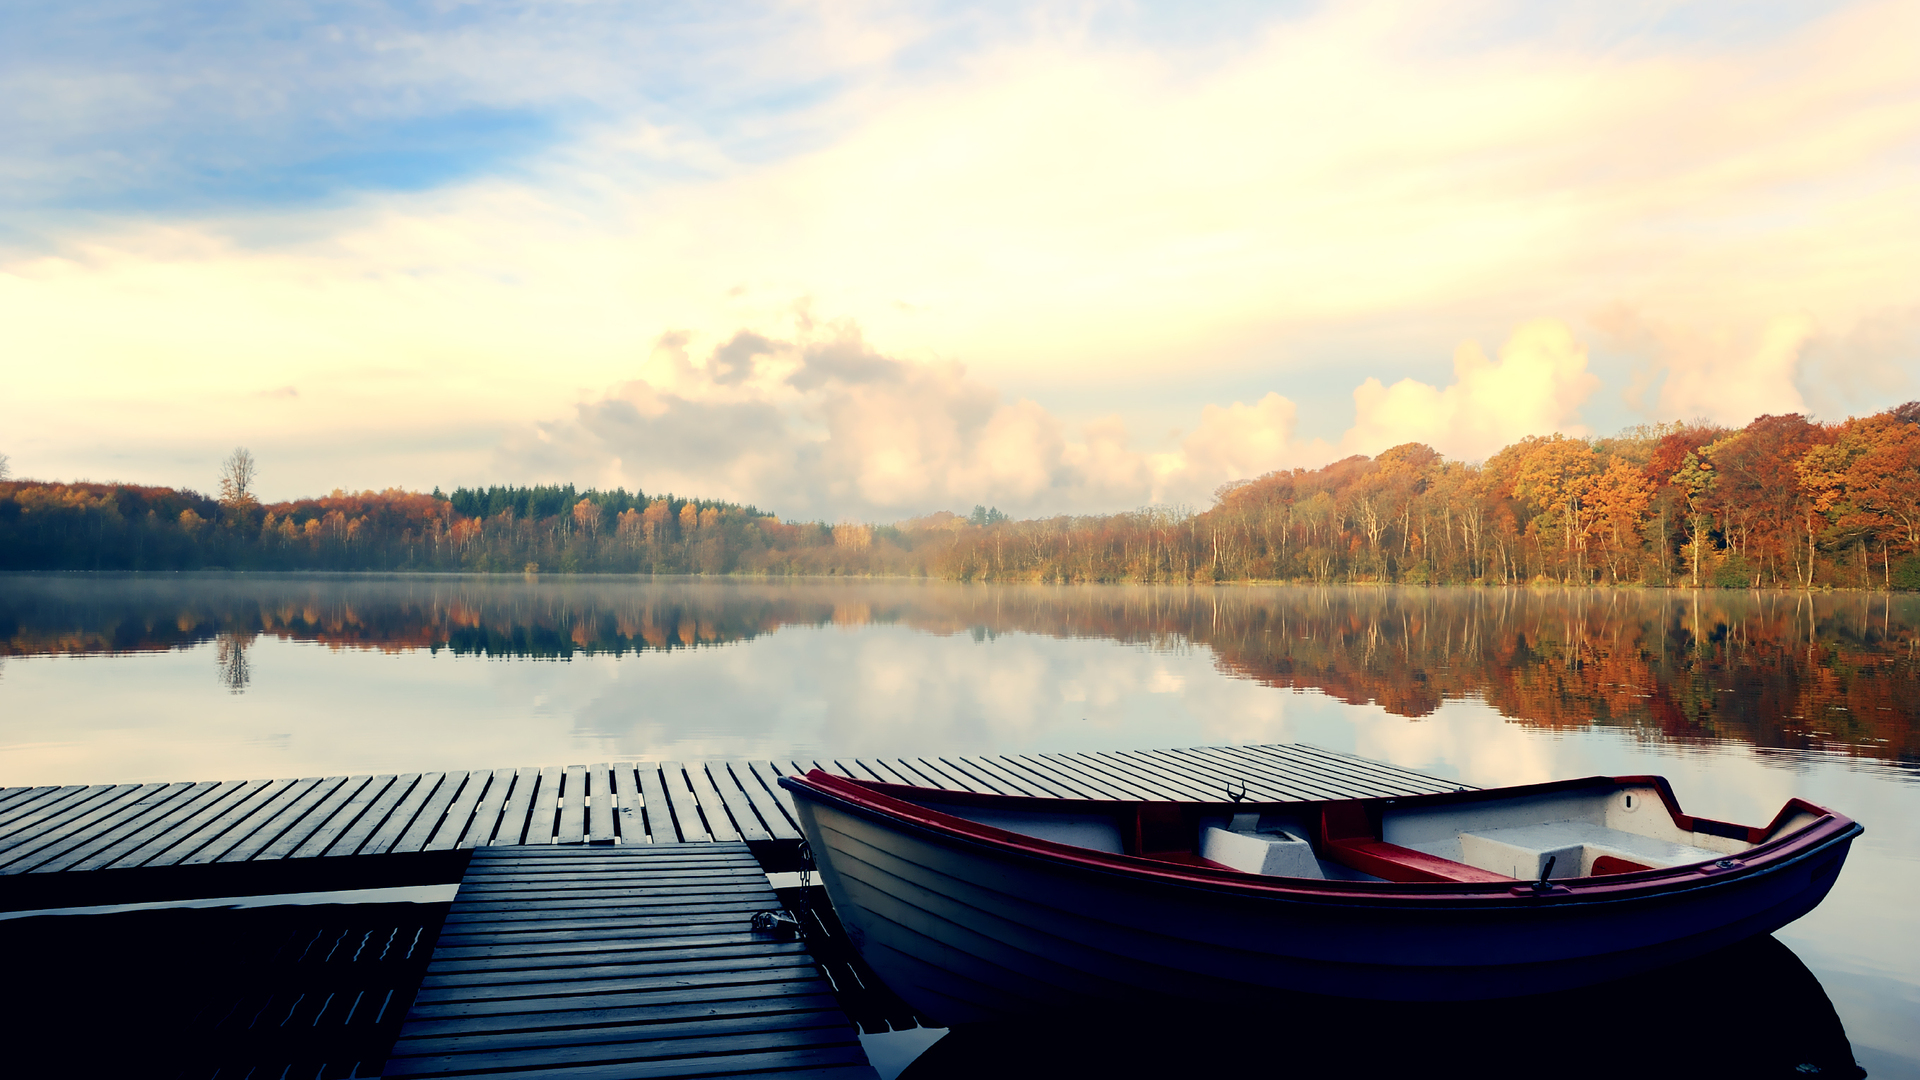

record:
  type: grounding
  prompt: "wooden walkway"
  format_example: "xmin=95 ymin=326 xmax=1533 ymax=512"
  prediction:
xmin=381 ymin=843 xmax=877 ymax=1079
xmin=0 ymin=744 xmax=1465 ymax=876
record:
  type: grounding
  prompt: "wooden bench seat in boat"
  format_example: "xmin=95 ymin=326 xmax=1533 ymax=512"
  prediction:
xmin=1449 ymin=822 xmax=1727 ymax=879
xmin=1318 ymin=802 xmax=1512 ymax=884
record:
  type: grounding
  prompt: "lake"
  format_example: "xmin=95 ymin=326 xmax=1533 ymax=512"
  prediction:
xmin=2 ymin=573 xmax=1916 ymax=1075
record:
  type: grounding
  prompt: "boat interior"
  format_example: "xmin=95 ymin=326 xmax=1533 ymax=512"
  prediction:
xmin=912 ymin=781 xmax=1821 ymax=884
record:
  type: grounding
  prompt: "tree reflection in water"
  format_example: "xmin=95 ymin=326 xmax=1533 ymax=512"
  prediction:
xmin=1 ymin=576 xmax=1914 ymax=764
xmin=214 ymin=631 xmax=253 ymax=693
xmin=898 ymin=936 xmax=1861 ymax=1080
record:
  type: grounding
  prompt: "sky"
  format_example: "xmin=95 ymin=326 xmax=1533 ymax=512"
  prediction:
xmin=2 ymin=0 xmax=1916 ymax=521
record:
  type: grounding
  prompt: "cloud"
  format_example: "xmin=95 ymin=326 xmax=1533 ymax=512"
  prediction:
xmin=1598 ymin=310 xmax=1815 ymax=424
xmin=1341 ymin=319 xmax=1601 ymax=461
xmin=518 ymin=314 xmax=1617 ymax=518
xmin=518 ymin=318 xmax=1176 ymax=517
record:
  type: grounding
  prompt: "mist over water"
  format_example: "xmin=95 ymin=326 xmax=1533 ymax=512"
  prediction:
xmin=2 ymin=573 xmax=1916 ymax=1074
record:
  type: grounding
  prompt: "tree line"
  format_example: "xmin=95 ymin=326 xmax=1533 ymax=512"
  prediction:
xmin=1 ymin=404 xmax=1916 ymax=587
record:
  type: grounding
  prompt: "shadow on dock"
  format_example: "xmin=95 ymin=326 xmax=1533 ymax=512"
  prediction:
xmin=4 ymin=900 xmax=448 ymax=1078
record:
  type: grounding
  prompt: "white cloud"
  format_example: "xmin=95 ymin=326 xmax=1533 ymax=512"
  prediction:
xmin=1600 ymin=310 xmax=1818 ymax=424
xmin=1341 ymin=319 xmax=1601 ymax=461
xmin=518 ymin=314 xmax=1619 ymax=518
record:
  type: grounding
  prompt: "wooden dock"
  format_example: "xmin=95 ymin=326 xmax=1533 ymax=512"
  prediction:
xmin=0 ymin=744 xmax=1469 ymax=1077
xmin=0 ymin=743 xmax=1465 ymax=885
xmin=382 ymin=843 xmax=877 ymax=1080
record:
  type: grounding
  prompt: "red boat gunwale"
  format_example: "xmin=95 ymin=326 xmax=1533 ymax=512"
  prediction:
xmin=785 ymin=769 xmax=1859 ymax=907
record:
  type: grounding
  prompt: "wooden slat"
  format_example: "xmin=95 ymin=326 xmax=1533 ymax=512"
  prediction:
xmin=394 ymin=771 xmax=475 ymax=854
xmin=430 ymin=769 xmax=494 ymax=851
xmin=1062 ymin=750 xmax=1198 ymax=799
xmin=287 ymin=774 xmax=396 ymax=858
xmin=841 ymin=759 xmax=905 ymax=786
xmin=327 ymin=772 xmax=422 ymax=857
xmin=1287 ymin=742 xmax=1472 ymax=791
xmin=158 ymin=777 xmax=300 ymax=866
xmin=882 ymin=758 xmax=946 ymax=786
xmin=215 ymin=775 xmax=353 ymax=863
xmin=953 ymin=755 xmax=1059 ymax=797
xmin=0 ymin=785 xmax=89 ymax=834
xmin=31 ymin=781 xmax=213 ymax=873
xmin=361 ymin=772 xmax=448 ymax=856
xmin=183 ymin=776 xmax=325 ymax=865
xmin=552 ymin=765 xmax=583 ymax=844
xmin=743 ymin=762 xmax=803 ymax=834
xmin=636 ymin=765 xmax=676 ymax=843
xmin=252 ymin=774 xmax=370 ymax=861
xmin=0 ymin=782 xmax=169 ymax=873
xmin=1177 ymin=745 xmax=1364 ymax=800
xmin=1003 ymin=754 xmax=1129 ymax=799
xmin=609 ymin=764 xmax=645 ymax=843
xmin=684 ymin=762 xmax=744 ymax=843
xmin=656 ymin=762 xmax=711 ymax=843
xmin=1124 ymin=748 xmax=1281 ymax=801
xmin=525 ymin=766 xmax=562 ymax=845
xmin=588 ymin=762 xmax=614 ymax=842
xmin=488 ymin=767 xmax=540 ymax=847
xmin=932 ymin=757 xmax=1017 ymax=795
xmin=0 ymin=783 xmax=125 ymax=850
xmin=462 ymin=767 xmax=517 ymax=848
xmin=0 ymin=785 xmax=56 ymax=818
xmin=702 ymin=763 xmax=774 ymax=843
xmin=86 ymin=779 xmax=260 ymax=870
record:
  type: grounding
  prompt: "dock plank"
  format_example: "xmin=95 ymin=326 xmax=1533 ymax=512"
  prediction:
xmin=384 ymin=842 xmax=877 ymax=1080
xmin=217 ymin=775 xmax=356 ymax=862
xmin=30 ymin=780 xmax=211 ymax=873
xmin=556 ymin=765 xmax=586 ymax=845
xmin=488 ymin=767 xmax=540 ymax=847
xmin=635 ymin=765 xmax=676 ymax=843
xmin=656 ymin=763 xmax=711 ymax=843
xmin=0 ymin=782 xmax=171 ymax=873
xmin=741 ymin=762 xmax=803 ymax=835
xmin=432 ymin=769 xmax=495 ymax=850
xmin=608 ymin=764 xmax=645 ymax=843
xmin=396 ymin=770 xmax=477 ymax=854
xmin=685 ymin=762 xmax=746 ymax=843
xmin=525 ymin=767 xmax=562 ymax=846
xmin=288 ymin=774 xmax=396 ymax=859
xmin=363 ymin=772 xmax=449 ymax=856
xmin=256 ymin=774 xmax=371 ymax=861
xmin=329 ymin=772 xmax=423 ymax=857
xmin=584 ymin=763 xmax=611 ymax=842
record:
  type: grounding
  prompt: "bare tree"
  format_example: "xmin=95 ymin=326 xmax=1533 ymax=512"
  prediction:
xmin=0 ymin=451 xmax=10 ymax=481
xmin=219 ymin=447 xmax=258 ymax=510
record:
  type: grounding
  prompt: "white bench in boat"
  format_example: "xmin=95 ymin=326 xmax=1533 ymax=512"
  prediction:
xmin=1455 ymin=822 xmax=1726 ymax=879
xmin=1200 ymin=819 xmax=1324 ymax=878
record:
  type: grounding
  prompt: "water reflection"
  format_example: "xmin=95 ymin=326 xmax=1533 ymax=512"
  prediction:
xmin=1 ymin=575 xmax=1913 ymax=766
xmin=214 ymin=632 xmax=252 ymax=693
xmin=898 ymin=936 xmax=1862 ymax=1080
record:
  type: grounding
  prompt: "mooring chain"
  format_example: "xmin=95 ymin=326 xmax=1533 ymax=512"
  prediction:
xmin=750 ymin=839 xmax=814 ymax=940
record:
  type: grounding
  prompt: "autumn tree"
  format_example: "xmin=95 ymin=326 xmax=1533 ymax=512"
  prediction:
xmin=1798 ymin=406 xmax=1920 ymax=584
xmin=218 ymin=447 xmax=259 ymax=525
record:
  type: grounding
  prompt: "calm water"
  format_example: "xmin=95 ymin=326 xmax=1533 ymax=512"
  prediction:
xmin=2 ymin=574 xmax=1917 ymax=1074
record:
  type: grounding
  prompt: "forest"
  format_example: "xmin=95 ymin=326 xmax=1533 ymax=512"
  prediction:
xmin=1 ymin=404 xmax=1917 ymax=588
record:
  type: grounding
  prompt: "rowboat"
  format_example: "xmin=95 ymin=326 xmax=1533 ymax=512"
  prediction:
xmin=779 ymin=769 xmax=1860 ymax=1024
